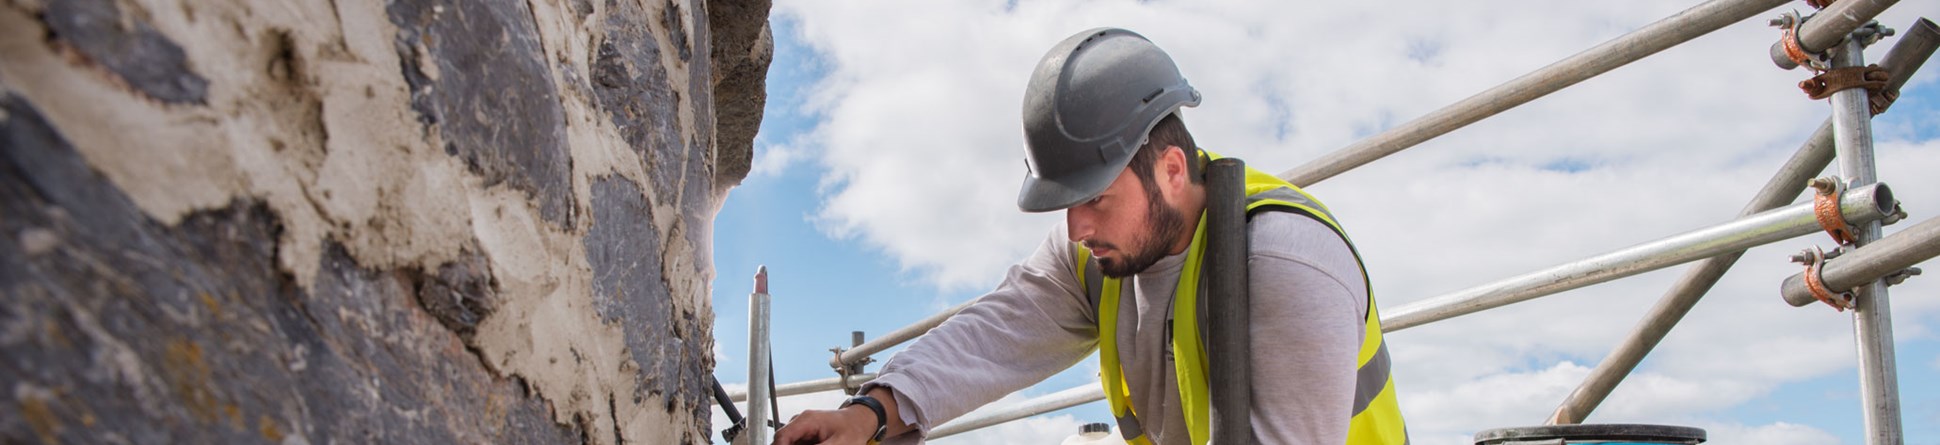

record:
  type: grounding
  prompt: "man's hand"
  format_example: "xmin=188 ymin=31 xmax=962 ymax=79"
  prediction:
xmin=772 ymin=404 xmax=879 ymax=445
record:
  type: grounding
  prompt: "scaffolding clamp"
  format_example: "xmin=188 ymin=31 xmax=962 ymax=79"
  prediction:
xmin=1791 ymin=246 xmax=1854 ymax=311
xmin=1810 ymin=176 xmax=1859 ymax=245
xmin=1799 ymin=65 xmax=1895 ymax=114
xmin=829 ymin=347 xmax=872 ymax=395
xmin=1773 ymin=12 xmax=1831 ymax=72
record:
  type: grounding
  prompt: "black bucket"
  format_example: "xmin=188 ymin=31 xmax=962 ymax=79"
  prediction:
xmin=1473 ymin=424 xmax=1706 ymax=444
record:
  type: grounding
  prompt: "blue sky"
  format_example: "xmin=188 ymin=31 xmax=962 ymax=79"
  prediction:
xmin=712 ymin=2 xmax=1940 ymax=444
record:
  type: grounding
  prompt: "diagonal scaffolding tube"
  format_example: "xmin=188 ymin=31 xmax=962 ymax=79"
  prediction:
xmin=1279 ymin=0 xmax=1792 ymax=187
xmin=1545 ymin=121 xmax=1833 ymax=425
xmin=1549 ymin=18 xmax=1939 ymax=424
xmin=1382 ymin=183 xmax=1898 ymax=332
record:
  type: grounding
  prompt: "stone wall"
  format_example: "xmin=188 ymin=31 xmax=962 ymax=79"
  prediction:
xmin=0 ymin=0 xmax=768 ymax=443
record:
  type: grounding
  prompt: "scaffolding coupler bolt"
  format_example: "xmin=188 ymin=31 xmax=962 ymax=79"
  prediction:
xmin=1790 ymin=246 xmax=1854 ymax=311
xmin=1881 ymin=203 xmax=1907 ymax=225
xmin=1883 ymin=267 xmax=1922 ymax=286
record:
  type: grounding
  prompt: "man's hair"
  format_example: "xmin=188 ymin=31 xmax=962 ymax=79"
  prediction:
xmin=1126 ymin=113 xmax=1201 ymax=195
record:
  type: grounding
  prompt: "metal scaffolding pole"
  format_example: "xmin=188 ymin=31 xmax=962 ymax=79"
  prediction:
xmin=1382 ymin=183 xmax=1898 ymax=332
xmin=1279 ymin=0 xmax=1791 ymax=187
xmin=1550 ymin=19 xmax=1940 ymax=424
xmin=726 ymin=373 xmax=879 ymax=403
xmin=831 ymin=297 xmax=979 ymax=370
xmin=926 ymin=384 xmax=1107 ymax=440
xmin=747 ymin=267 xmax=774 ymax=445
xmin=1828 ymin=32 xmax=1904 ymax=445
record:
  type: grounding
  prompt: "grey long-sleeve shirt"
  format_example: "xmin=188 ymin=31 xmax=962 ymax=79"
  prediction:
xmin=864 ymin=212 xmax=1368 ymax=445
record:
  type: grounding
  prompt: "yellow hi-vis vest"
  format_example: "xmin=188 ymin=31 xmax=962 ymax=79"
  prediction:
xmin=1072 ymin=157 xmax=1408 ymax=445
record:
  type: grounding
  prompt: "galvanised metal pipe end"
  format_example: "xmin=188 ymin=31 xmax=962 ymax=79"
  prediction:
xmin=1768 ymin=0 xmax=1903 ymax=69
xmin=1844 ymin=182 xmax=1894 ymax=224
xmin=1770 ymin=12 xmax=1810 ymax=71
xmin=1782 ymin=213 xmax=1939 ymax=307
xmin=1878 ymin=18 xmax=1940 ymax=96
xmin=755 ymin=265 xmax=768 ymax=294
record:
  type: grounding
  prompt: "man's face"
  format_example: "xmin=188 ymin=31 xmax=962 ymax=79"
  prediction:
xmin=1066 ymin=165 xmax=1191 ymax=278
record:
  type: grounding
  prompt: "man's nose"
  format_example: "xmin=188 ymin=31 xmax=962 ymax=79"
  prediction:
xmin=1066 ymin=208 xmax=1092 ymax=243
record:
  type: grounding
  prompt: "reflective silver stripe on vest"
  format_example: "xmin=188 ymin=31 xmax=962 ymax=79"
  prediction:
xmin=1246 ymin=188 xmax=1326 ymax=214
xmin=1351 ymin=341 xmax=1392 ymax=416
xmin=1117 ymin=412 xmax=1145 ymax=441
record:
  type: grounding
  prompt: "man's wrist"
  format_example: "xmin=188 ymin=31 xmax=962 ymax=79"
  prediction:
xmin=839 ymin=395 xmax=889 ymax=442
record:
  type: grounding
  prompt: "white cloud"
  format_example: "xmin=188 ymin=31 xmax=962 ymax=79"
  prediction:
xmin=750 ymin=141 xmax=807 ymax=178
xmin=1698 ymin=421 xmax=1845 ymax=445
xmin=772 ymin=0 xmax=1940 ymax=441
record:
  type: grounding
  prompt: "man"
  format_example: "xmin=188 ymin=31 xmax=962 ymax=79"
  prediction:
xmin=777 ymin=28 xmax=1407 ymax=445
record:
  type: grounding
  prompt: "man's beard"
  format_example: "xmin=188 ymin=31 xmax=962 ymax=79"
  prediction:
xmin=1096 ymin=189 xmax=1191 ymax=278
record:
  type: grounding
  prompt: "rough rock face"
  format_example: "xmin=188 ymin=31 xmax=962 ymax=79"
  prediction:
xmin=0 ymin=0 xmax=769 ymax=443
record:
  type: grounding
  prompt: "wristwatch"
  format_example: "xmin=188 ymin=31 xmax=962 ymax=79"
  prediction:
xmin=839 ymin=395 xmax=888 ymax=443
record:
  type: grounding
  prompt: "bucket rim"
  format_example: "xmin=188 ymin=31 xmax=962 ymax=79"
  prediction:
xmin=1473 ymin=424 xmax=1706 ymax=443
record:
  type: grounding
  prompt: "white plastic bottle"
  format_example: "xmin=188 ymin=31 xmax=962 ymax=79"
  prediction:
xmin=1061 ymin=422 xmax=1128 ymax=445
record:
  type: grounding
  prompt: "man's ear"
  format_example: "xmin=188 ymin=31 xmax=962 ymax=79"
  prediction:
xmin=1163 ymin=145 xmax=1190 ymax=188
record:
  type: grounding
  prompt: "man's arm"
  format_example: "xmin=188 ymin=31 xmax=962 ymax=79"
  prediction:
xmin=777 ymin=227 xmax=1101 ymax=444
xmin=1246 ymin=214 xmax=1368 ymax=444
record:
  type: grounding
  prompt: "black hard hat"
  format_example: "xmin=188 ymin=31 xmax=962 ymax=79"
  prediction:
xmin=1017 ymin=28 xmax=1201 ymax=213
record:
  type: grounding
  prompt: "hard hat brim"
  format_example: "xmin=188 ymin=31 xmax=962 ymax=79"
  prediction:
xmin=1016 ymin=154 xmax=1129 ymax=213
